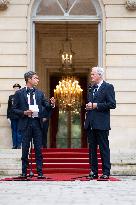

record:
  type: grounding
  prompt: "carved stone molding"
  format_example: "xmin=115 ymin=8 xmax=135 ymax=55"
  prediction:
xmin=0 ymin=0 xmax=9 ymax=10
xmin=126 ymin=0 xmax=136 ymax=10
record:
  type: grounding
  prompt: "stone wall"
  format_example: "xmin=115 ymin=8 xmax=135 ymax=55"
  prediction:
xmin=0 ymin=0 xmax=30 ymax=148
xmin=0 ymin=0 xmax=136 ymax=159
xmin=103 ymin=0 xmax=136 ymax=168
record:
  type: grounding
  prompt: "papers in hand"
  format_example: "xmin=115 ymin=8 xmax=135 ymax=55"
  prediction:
xmin=29 ymin=105 xmax=39 ymax=118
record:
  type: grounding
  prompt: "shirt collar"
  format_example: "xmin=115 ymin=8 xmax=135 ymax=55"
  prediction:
xmin=97 ymin=80 xmax=103 ymax=88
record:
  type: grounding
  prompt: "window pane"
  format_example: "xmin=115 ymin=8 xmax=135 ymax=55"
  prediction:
xmin=58 ymin=0 xmax=75 ymax=12
xmin=36 ymin=0 xmax=63 ymax=16
xmin=36 ymin=0 xmax=97 ymax=16
xmin=71 ymin=138 xmax=81 ymax=148
xmin=71 ymin=112 xmax=81 ymax=148
xmin=56 ymin=112 xmax=67 ymax=137
xmin=70 ymin=0 xmax=96 ymax=15
xmin=57 ymin=138 xmax=68 ymax=148
xmin=56 ymin=111 xmax=81 ymax=148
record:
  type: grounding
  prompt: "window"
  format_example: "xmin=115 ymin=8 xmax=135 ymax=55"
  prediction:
xmin=36 ymin=0 xmax=97 ymax=16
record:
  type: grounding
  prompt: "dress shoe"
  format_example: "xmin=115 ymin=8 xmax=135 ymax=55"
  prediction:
xmin=37 ymin=174 xmax=45 ymax=179
xmin=99 ymin=174 xmax=109 ymax=179
xmin=12 ymin=146 xmax=17 ymax=149
xmin=20 ymin=173 xmax=27 ymax=179
xmin=88 ymin=172 xmax=98 ymax=179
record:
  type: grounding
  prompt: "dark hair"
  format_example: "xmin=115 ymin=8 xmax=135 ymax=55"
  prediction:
xmin=24 ymin=71 xmax=37 ymax=82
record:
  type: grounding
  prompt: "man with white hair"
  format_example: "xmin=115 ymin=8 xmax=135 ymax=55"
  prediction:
xmin=84 ymin=66 xmax=116 ymax=179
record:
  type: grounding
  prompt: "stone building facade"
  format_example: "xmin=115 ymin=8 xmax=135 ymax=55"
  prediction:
xmin=0 ymin=0 xmax=136 ymax=174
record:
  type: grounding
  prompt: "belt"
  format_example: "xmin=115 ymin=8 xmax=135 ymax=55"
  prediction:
xmin=28 ymin=117 xmax=39 ymax=120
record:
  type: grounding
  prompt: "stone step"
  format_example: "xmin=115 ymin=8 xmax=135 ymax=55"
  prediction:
xmin=0 ymin=149 xmax=21 ymax=158
xmin=0 ymin=163 xmax=21 ymax=169
xmin=0 ymin=170 xmax=21 ymax=176
xmin=1 ymin=149 xmax=136 ymax=176
xmin=0 ymin=149 xmax=21 ymax=176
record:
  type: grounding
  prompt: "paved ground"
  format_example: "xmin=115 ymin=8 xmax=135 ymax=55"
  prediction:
xmin=0 ymin=176 xmax=136 ymax=205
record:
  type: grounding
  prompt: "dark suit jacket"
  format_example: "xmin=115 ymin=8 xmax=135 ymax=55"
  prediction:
xmin=7 ymin=94 xmax=19 ymax=120
xmin=84 ymin=81 xmax=116 ymax=130
xmin=42 ymin=107 xmax=52 ymax=119
xmin=13 ymin=87 xmax=53 ymax=131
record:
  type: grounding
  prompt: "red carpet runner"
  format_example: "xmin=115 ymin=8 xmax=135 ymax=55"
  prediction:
xmin=28 ymin=148 xmax=102 ymax=174
xmin=0 ymin=148 xmax=120 ymax=181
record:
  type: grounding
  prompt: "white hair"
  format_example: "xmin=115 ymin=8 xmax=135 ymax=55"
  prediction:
xmin=92 ymin=66 xmax=105 ymax=77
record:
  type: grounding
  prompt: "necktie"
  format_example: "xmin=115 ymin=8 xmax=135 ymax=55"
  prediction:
xmin=26 ymin=87 xmax=35 ymax=105
xmin=93 ymin=85 xmax=98 ymax=96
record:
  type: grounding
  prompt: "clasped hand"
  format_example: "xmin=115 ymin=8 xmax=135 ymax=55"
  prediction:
xmin=86 ymin=102 xmax=97 ymax=110
xmin=24 ymin=110 xmax=33 ymax=117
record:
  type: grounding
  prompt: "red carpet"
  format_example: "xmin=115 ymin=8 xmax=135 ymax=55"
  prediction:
xmin=27 ymin=148 xmax=102 ymax=175
xmin=0 ymin=148 xmax=120 ymax=181
xmin=0 ymin=174 xmax=120 ymax=181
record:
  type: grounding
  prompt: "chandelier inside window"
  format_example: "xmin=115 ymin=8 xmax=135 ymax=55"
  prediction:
xmin=54 ymin=76 xmax=83 ymax=112
xmin=54 ymin=20 xmax=83 ymax=112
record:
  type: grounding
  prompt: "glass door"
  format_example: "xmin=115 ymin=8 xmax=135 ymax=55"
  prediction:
xmin=50 ymin=75 xmax=87 ymax=148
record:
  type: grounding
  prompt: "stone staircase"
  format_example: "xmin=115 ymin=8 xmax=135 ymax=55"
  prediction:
xmin=28 ymin=148 xmax=101 ymax=175
xmin=0 ymin=149 xmax=21 ymax=176
xmin=1 ymin=149 xmax=136 ymax=176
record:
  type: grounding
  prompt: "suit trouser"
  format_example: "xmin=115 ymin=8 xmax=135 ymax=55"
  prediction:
xmin=11 ymin=119 xmax=22 ymax=148
xmin=87 ymin=127 xmax=111 ymax=176
xmin=42 ymin=120 xmax=49 ymax=148
xmin=21 ymin=118 xmax=43 ymax=175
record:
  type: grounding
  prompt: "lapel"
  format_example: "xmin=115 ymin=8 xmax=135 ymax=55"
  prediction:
xmin=88 ymin=85 xmax=94 ymax=102
xmin=23 ymin=87 xmax=39 ymax=104
xmin=35 ymin=89 xmax=40 ymax=104
xmin=22 ymin=87 xmax=28 ymax=103
xmin=93 ymin=81 xmax=106 ymax=100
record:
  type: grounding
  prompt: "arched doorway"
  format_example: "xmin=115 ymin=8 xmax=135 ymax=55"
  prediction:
xmin=30 ymin=0 xmax=103 ymax=148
